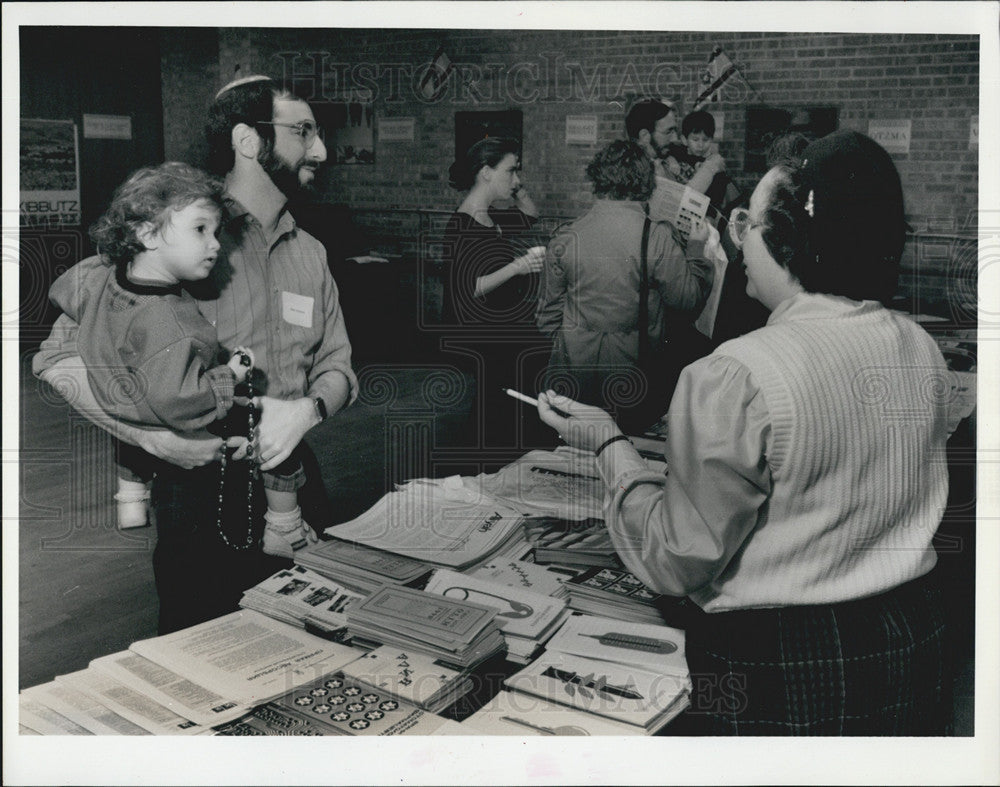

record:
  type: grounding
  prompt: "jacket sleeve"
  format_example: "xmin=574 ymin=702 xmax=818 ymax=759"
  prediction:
xmin=649 ymin=224 xmax=714 ymax=319
xmin=128 ymin=333 xmax=236 ymax=431
xmin=595 ymin=354 xmax=772 ymax=595
xmin=33 ymin=257 xmax=110 ymax=377
xmin=535 ymin=235 xmax=568 ymax=338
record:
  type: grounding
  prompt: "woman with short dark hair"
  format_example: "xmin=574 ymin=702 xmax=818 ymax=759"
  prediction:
xmin=441 ymin=137 xmax=547 ymax=450
xmin=536 ymin=140 xmax=713 ymax=430
xmin=537 ymin=131 xmax=954 ymax=735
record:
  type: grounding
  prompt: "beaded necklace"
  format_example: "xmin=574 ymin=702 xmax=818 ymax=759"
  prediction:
xmin=215 ymin=382 xmax=259 ymax=551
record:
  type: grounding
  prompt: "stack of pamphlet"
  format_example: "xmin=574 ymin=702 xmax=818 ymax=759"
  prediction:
xmin=504 ymin=613 xmax=690 ymax=734
xmin=524 ymin=517 xmax=621 ymax=569
xmin=468 ymin=558 xmax=571 ymax=600
xmin=464 ymin=447 xmax=607 ymax=521
xmin=423 ymin=568 xmax=569 ymax=664
xmin=125 ymin=610 xmax=363 ymax=714
xmin=19 ymin=680 xmax=150 ymax=735
xmin=215 ymin=673 xmax=450 ymax=736
xmin=346 ymin=584 xmax=506 ymax=669
xmin=564 ymin=566 xmax=668 ymax=624
xmin=295 ymin=538 xmax=431 ymax=595
xmin=239 ymin=565 xmax=364 ymax=636
xmin=325 ymin=480 xmax=526 ymax=572
xmin=339 ymin=645 xmax=475 ymax=713
xmin=461 ymin=689 xmax=640 ymax=736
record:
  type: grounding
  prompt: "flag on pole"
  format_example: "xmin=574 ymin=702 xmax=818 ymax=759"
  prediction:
xmin=419 ymin=47 xmax=454 ymax=100
xmin=694 ymin=47 xmax=750 ymax=109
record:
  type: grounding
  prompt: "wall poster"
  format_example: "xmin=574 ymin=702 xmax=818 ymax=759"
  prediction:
xmin=20 ymin=118 xmax=82 ymax=226
xmin=314 ymin=101 xmax=374 ymax=164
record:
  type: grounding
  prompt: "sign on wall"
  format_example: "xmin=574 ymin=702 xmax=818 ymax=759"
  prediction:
xmin=565 ymin=115 xmax=598 ymax=145
xmin=82 ymin=113 xmax=132 ymax=140
xmin=379 ymin=117 xmax=415 ymax=142
xmin=20 ymin=118 xmax=81 ymax=226
xmin=867 ymin=119 xmax=912 ymax=155
xmin=969 ymin=116 xmax=978 ymax=150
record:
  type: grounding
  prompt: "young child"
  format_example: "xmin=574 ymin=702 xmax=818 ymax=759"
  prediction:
xmin=664 ymin=110 xmax=744 ymax=227
xmin=47 ymin=162 xmax=316 ymax=558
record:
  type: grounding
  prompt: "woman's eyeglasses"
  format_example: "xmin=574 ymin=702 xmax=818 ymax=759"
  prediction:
xmin=728 ymin=207 xmax=762 ymax=249
xmin=256 ymin=120 xmax=324 ymax=145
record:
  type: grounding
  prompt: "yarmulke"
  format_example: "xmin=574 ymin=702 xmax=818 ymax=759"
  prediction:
xmin=214 ymin=74 xmax=273 ymax=100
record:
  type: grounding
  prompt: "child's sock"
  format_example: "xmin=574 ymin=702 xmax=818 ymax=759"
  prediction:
xmin=114 ymin=478 xmax=151 ymax=529
xmin=262 ymin=506 xmax=318 ymax=559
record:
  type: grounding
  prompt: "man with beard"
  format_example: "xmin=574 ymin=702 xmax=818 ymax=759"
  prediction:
xmin=33 ymin=76 xmax=357 ymax=633
xmin=625 ymin=97 xmax=728 ymax=215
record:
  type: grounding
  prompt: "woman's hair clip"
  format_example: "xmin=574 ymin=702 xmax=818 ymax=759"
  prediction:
xmin=804 ymin=189 xmax=815 ymax=218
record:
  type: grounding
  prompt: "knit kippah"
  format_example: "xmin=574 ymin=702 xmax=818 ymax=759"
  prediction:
xmin=214 ymin=74 xmax=273 ymax=100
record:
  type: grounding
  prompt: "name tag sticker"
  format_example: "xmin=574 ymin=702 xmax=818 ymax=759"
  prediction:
xmin=282 ymin=291 xmax=314 ymax=328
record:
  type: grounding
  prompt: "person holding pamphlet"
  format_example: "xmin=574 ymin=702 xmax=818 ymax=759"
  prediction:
xmin=536 ymin=131 xmax=955 ymax=735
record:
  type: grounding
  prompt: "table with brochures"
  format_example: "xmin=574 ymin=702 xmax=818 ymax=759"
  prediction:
xmin=20 ymin=444 xmax=697 ymax=737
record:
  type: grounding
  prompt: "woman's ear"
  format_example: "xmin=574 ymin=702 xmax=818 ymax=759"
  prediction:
xmin=231 ymin=122 xmax=260 ymax=160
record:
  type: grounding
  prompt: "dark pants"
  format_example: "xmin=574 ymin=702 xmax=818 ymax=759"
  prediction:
xmin=151 ymin=456 xmax=290 ymax=635
xmin=666 ymin=571 xmax=952 ymax=735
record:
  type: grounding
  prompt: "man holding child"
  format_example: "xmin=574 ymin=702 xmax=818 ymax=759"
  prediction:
xmin=33 ymin=76 xmax=357 ymax=633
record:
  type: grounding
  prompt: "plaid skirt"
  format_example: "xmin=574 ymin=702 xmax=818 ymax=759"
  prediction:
xmin=667 ymin=571 xmax=952 ymax=736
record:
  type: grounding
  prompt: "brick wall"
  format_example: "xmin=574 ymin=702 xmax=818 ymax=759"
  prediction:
xmin=161 ymin=28 xmax=980 ymax=232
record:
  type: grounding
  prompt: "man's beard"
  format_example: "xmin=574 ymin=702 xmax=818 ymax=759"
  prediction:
xmin=260 ymin=147 xmax=310 ymax=197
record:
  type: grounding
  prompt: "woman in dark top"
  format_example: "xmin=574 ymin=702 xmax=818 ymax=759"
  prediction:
xmin=442 ymin=137 xmax=547 ymax=453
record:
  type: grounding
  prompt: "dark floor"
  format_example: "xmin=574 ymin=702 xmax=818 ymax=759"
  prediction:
xmin=17 ymin=346 xmax=976 ymax=734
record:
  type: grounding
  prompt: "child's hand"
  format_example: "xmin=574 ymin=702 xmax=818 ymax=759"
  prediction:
xmin=227 ymin=347 xmax=255 ymax=382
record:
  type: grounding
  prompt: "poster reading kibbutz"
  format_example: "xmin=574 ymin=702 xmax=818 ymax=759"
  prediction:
xmin=19 ymin=119 xmax=81 ymax=226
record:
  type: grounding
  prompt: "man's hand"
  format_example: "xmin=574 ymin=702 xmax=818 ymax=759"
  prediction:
xmin=536 ymin=390 xmax=622 ymax=453
xmin=688 ymin=218 xmax=712 ymax=245
xmin=139 ymin=429 xmax=225 ymax=469
xmin=253 ymin=396 xmax=317 ymax=471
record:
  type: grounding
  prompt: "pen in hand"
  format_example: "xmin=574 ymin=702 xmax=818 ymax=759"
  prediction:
xmin=503 ymin=388 xmax=571 ymax=418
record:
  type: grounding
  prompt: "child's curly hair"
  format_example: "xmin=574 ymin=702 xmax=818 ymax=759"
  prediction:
xmin=89 ymin=162 xmax=224 ymax=270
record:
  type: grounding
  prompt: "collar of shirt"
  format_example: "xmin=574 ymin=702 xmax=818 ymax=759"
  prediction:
xmin=221 ymin=194 xmax=298 ymax=241
xmin=115 ymin=262 xmax=183 ymax=297
xmin=590 ymin=198 xmax=647 ymax=216
xmin=768 ymin=291 xmax=883 ymax=326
